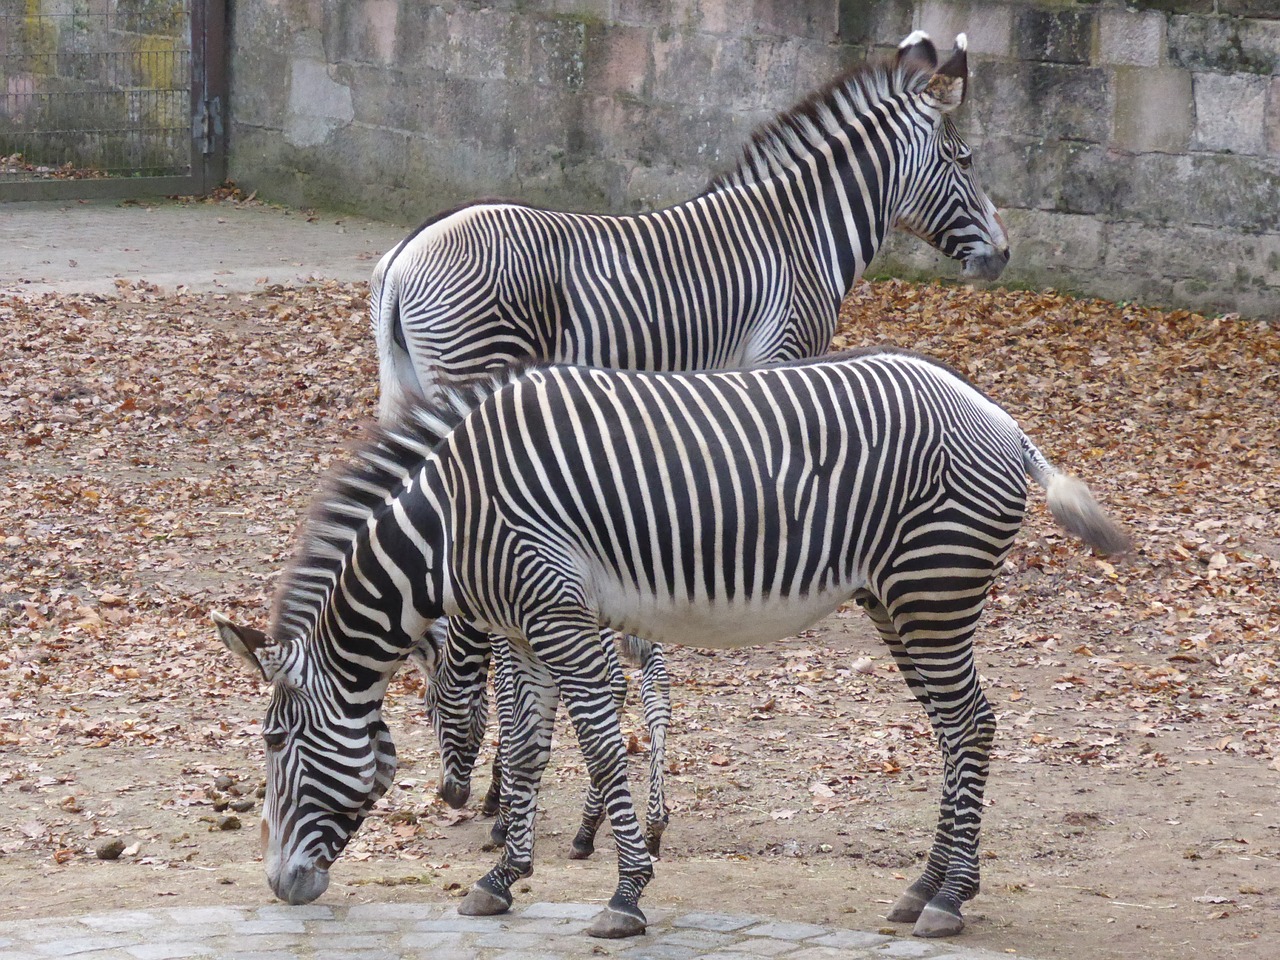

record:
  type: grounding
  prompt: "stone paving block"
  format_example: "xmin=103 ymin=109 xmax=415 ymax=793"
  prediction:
xmin=221 ymin=935 xmax=307 ymax=953
xmin=163 ymin=907 xmax=251 ymax=925
xmin=78 ymin=911 xmax=162 ymax=933
xmin=875 ymin=940 xmax=942 ymax=958
xmin=218 ymin=952 xmax=299 ymax=960
xmin=790 ymin=948 xmax=878 ymax=960
xmin=811 ymin=929 xmax=892 ymax=950
xmin=312 ymin=951 xmax=400 ymax=960
xmin=398 ymin=931 xmax=472 ymax=951
xmin=255 ymin=904 xmax=334 ymax=921
xmin=34 ymin=934 xmax=136 ymax=956
xmin=347 ymin=903 xmax=444 ymax=921
xmin=720 ymin=940 xmax=800 ymax=957
xmin=229 ymin=920 xmax=307 ymax=936
xmin=513 ymin=917 xmax=593 ymax=935
xmin=654 ymin=928 xmax=736 ymax=949
xmin=477 ymin=932 xmax=563 ymax=952
xmin=412 ymin=915 xmax=510 ymax=933
xmin=672 ymin=912 xmax=763 ymax=932
xmin=305 ymin=918 xmax=400 ymax=935
xmin=620 ymin=943 xmax=701 ymax=960
xmin=519 ymin=902 xmax=603 ymax=921
xmin=125 ymin=943 xmax=215 ymax=959
xmin=745 ymin=921 xmax=832 ymax=941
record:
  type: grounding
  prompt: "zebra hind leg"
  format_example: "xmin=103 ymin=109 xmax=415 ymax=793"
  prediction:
xmin=570 ymin=633 xmax=627 ymax=859
xmin=633 ymin=637 xmax=671 ymax=857
xmin=857 ymin=587 xmax=995 ymax=938
xmin=459 ymin=636 xmax=557 ymax=917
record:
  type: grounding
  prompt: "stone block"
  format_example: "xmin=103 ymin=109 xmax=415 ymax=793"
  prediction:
xmin=670 ymin=911 xmax=762 ymax=932
xmin=1014 ymin=6 xmax=1095 ymax=65
xmin=521 ymin=15 xmax=589 ymax=89
xmin=1097 ymin=8 xmax=1166 ymax=67
xmin=1219 ymin=0 xmax=1280 ymax=19
xmin=974 ymin=62 xmax=1111 ymax=143
xmin=1112 ymin=66 xmax=1192 ymax=153
xmin=1002 ymin=208 xmax=1105 ymax=275
xmin=743 ymin=919 xmax=831 ymax=939
xmin=1127 ymin=152 xmax=1280 ymax=231
xmin=1268 ymin=78 xmax=1280 ymax=156
xmin=583 ymin=23 xmax=652 ymax=98
xmin=914 ymin=1 xmax=1012 ymax=58
xmin=124 ymin=944 xmax=214 ymax=960
xmin=751 ymin=0 xmax=839 ymax=41
xmin=333 ymin=0 xmax=399 ymax=65
xmin=284 ymin=58 xmax=355 ymax=149
xmin=650 ymin=29 xmax=722 ymax=104
xmin=838 ymin=0 xmax=913 ymax=46
xmin=1168 ymin=15 xmax=1280 ymax=76
xmin=444 ymin=6 xmax=519 ymax=82
xmin=1193 ymin=72 xmax=1269 ymax=155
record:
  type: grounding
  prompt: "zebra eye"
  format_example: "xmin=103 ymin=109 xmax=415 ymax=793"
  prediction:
xmin=956 ymin=153 xmax=973 ymax=171
xmin=263 ymin=730 xmax=287 ymax=752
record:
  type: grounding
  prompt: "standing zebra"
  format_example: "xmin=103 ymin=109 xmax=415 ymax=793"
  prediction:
xmin=370 ymin=32 xmax=1007 ymax=415
xmin=376 ymin=30 xmax=1007 ymax=859
xmin=213 ymin=348 xmax=1126 ymax=940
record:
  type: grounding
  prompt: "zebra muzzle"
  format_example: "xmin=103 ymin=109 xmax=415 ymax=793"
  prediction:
xmin=439 ymin=774 xmax=471 ymax=809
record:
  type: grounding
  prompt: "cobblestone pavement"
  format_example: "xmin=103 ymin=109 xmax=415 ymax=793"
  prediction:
xmin=0 ymin=902 xmax=1036 ymax=960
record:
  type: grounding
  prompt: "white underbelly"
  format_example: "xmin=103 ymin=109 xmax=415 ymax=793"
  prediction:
xmin=597 ymin=579 xmax=862 ymax=649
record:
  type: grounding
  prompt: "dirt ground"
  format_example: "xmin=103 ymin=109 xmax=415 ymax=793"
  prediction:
xmin=1 ymin=280 xmax=1276 ymax=958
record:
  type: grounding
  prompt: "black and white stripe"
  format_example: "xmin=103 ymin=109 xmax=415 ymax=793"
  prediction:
xmin=215 ymin=349 xmax=1126 ymax=940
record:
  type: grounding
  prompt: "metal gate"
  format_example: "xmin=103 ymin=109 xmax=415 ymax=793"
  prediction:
xmin=0 ymin=0 xmax=225 ymax=201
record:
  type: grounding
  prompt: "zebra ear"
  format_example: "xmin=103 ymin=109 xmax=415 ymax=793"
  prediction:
xmin=896 ymin=30 xmax=939 ymax=74
xmin=211 ymin=610 xmax=278 ymax=682
xmin=924 ymin=34 xmax=968 ymax=111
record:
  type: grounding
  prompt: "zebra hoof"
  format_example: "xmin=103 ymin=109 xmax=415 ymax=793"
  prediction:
xmin=586 ymin=905 xmax=646 ymax=939
xmin=886 ymin=887 xmax=930 ymax=923
xmin=569 ymin=833 xmax=595 ymax=860
xmin=912 ymin=903 xmax=964 ymax=939
xmin=481 ymin=788 xmax=502 ymax=818
xmin=457 ymin=884 xmax=511 ymax=917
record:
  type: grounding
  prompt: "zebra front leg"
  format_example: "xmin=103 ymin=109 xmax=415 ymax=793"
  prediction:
xmin=459 ymin=636 xmax=558 ymax=917
xmin=635 ymin=638 xmax=671 ymax=857
xmin=484 ymin=638 xmax=515 ymax=850
xmin=431 ymin=618 xmax=493 ymax=810
xmin=570 ymin=633 xmax=627 ymax=859
xmin=536 ymin=621 xmax=652 ymax=938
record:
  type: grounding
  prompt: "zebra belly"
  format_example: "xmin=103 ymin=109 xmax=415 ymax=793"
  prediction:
xmin=594 ymin=578 xmax=863 ymax=650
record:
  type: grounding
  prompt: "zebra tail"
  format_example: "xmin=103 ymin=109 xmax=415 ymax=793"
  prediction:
xmin=371 ymin=245 xmax=427 ymax=421
xmin=1021 ymin=437 xmax=1131 ymax=557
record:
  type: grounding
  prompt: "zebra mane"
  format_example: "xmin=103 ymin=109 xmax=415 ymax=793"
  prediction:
xmin=268 ymin=367 xmax=525 ymax=645
xmin=705 ymin=56 xmax=933 ymax=195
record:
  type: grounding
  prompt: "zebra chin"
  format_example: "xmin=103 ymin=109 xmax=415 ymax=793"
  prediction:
xmin=270 ymin=861 xmax=331 ymax=905
xmin=961 ymin=247 xmax=1010 ymax=281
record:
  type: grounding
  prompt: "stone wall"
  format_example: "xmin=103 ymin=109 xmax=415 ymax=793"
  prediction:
xmin=228 ymin=1 xmax=1280 ymax=317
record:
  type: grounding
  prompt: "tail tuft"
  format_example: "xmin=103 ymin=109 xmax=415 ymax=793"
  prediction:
xmin=1045 ymin=474 xmax=1131 ymax=557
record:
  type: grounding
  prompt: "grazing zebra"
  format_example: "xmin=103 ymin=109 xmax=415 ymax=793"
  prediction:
xmin=370 ymin=32 xmax=1007 ymax=416
xmin=213 ymin=348 xmax=1127 ymax=941
xmin=408 ymin=619 xmax=671 ymax=859
xmin=375 ymin=29 xmax=1006 ymax=859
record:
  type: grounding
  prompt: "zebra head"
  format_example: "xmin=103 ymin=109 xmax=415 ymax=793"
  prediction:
xmin=212 ymin=611 xmax=398 ymax=905
xmin=892 ymin=33 xmax=1010 ymax=281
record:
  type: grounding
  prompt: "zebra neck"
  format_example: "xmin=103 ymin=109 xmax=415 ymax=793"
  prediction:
xmin=316 ymin=470 xmax=451 ymax=691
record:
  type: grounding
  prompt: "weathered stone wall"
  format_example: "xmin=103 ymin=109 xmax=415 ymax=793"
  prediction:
xmin=228 ymin=1 xmax=1280 ymax=317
